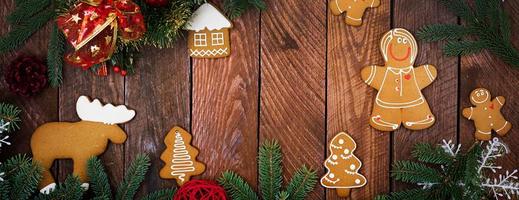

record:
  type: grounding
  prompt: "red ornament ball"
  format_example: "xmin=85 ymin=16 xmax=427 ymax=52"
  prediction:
xmin=4 ymin=56 xmax=48 ymax=97
xmin=120 ymin=70 xmax=127 ymax=76
xmin=113 ymin=66 xmax=121 ymax=73
xmin=145 ymin=0 xmax=169 ymax=7
xmin=173 ymin=180 xmax=228 ymax=200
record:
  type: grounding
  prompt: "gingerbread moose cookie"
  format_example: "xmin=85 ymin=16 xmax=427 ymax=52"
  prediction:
xmin=329 ymin=0 xmax=380 ymax=26
xmin=361 ymin=28 xmax=437 ymax=131
xmin=462 ymin=88 xmax=512 ymax=141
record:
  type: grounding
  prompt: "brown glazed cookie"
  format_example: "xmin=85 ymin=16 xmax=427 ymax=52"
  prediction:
xmin=361 ymin=28 xmax=437 ymax=132
xmin=463 ymin=88 xmax=512 ymax=141
xmin=329 ymin=0 xmax=380 ymax=26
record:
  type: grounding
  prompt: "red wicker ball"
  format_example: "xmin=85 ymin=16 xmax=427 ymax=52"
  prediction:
xmin=173 ymin=180 xmax=228 ymax=200
xmin=4 ymin=56 xmax=48 ymax=97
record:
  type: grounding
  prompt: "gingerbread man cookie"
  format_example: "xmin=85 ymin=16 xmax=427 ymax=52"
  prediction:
xmin=361 ymin=28 xmax=437 ymax=131
xmin=462 ymin=88 xmax=512 ymax=141
xmin=329 ymin=0 xmax=380 ymax=26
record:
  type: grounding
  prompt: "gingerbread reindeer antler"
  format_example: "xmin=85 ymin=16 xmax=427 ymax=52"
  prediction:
xmin=76 ymin=96 xmax=136 ymax=125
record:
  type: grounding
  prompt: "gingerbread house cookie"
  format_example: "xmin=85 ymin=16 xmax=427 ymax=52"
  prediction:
xmin=184 ymin=3 xmax=233 ymax=58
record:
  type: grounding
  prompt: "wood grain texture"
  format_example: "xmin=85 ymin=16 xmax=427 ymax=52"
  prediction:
xmin=58 ymin=67 xmax=125 ymax=187
xmin=460 ymin=0 xmax=519 ymax=178
xmin=326 ymin=0 xmax=390 ymax=199
xmin=260 ymin=0 xmax=326 ymax=199
xmin=191 ymin=4 xmax=260 ymax=186
xmin=125 ymin=40 xmax=190 ymax=196
xmin=392 ymin=0 xmax=458 ymax=191
xmin=0 ymin=0 xmax=58 ymax=160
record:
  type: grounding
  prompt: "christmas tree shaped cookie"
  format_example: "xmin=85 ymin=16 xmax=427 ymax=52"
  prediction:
xmin=462 ymin=88 xmax=512 ymax=141
xmin=321 ymin=132 xmax=367 ymax=197
xmin=159 ymin=126 xmax=205 ymax=186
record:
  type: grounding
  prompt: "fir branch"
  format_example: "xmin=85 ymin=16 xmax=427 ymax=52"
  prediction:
xmin=258 ymin=140 xmax=282 ymax=200
xmin=35 ymin=176 xmax=84 ymax=200
xmin=0 ymin=9 xmax=54 ymax=53
xmin=412 ymin=143 xmax=453 ymax=165
xmin=7 ymin=0 xmax=51 ymax=25
xmin=375 ymin=188 xmax=431 ymax=200
xmin=224 ymin=0 xmax=266 ymax=19
xmin=285 ymin=166 xmax=317 ymax=200
xmin=463 ymin=144 xmax=484 ymax=200
xmin=417 ymin=24 xmax=470 ymax=42
xmin=140 ymin=188 xmax=176 ymax=200
xmin=443 ymin=40 xmax=485 ymax=56
xmin=87 ymin=157 xmax=112 ymax=200
xmin=218 ymin=171 xmax=259 ymax=200
xmin=1 ymin=154 xmax=42 ymax=200
xmin=277 ymin=191 xmax=289 ymax=200
xmin=0 ymin=103 xmax=21 ymax=133
xmin=47 ymin=24 xmax=65 ymax=88
xmin=115 ymin=154 xmax=151 ymax=200
xmin=391 ymin=161 xmax=443 ymax=184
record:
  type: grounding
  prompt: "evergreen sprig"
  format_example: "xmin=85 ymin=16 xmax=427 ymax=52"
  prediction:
xmin=0 ymin=102 xmax=22 ymax=133
xmin=115 ymin=154 xmax=151 ymax=200
xmin=47 ymin=24 xmax=66 ymax=87
xmin=34 ymin=176 xmax=84 ymax=200
xmin=87 ymin=157 xmax=112 ymax=200
xmin=0 ymin=154 xmax=42 ymax=200
xmin=224 ymin=0 xmax=267 ymax=19
xmin=218 ymin=140 xmax=318 ymax=200
xmin=418 ymin=0 xmax=519 ymax=68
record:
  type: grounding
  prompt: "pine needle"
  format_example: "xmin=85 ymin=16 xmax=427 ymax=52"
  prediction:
xmin=218 ymin=171 xmax=259 ymax=200
xmin=375 ymin=188 xmax=431 ymax=200
xmin=1 ymin=154 xmax=42 ymax=200
xmin=285 ymin=166 xmax=318 ymax=200
xmin=224 ymin=0 xmax=266 ymax=19
xmin=391 ymin=161 xmax=443 ymax=184
xmin=0 ymin=103 xmax=22 ymax=132
xmin=443 ymin=40 xmax=485 ymax=56
xmin=411 ymin=143 xmax=453 ymax=165
xmin=115 ymin=154 xmax=151 ymax=200
xmin=417 ymin=24 xmax=469 ymax=42
xmin=140 ymin=188 xmax=176 ymax=200
xmin=47 ymin=24 xmax=65 ymax=87
xmin=0 ymin=9 xmax=53 ymax=53
xmin=258 ymin=140 xmax=282 ymax=200
xmin=35 ymin=176 xmax=84 ymax=200
xmin=7 ymin=0 xmax=51 ymax=24
xmin=87 ymin=157 xmax=112 ymax=200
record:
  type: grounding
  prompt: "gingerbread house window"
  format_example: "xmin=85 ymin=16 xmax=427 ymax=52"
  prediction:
xmin=194 ymin=33 xmax=207 ymax=47
xmin=211 ymin=33 xmax=224 ymax=46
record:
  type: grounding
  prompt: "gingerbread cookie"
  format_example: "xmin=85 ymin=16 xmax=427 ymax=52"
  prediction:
xmin=321 ymin=132 xmax=367 ymax=197
xmin=329 ymin=0 xmax=381 ymax=26
xmin=184 ymin=3 xmax=233 ymax=58
xmin=462 ymin=88 xmax=512 ymax=141
xmin=159 ymin=126 xmax=205 ymax=186
xmin=361 ymin=28 xmax=437 ymax=131
xmin=31 ymin=96 xmax=135 ymax=194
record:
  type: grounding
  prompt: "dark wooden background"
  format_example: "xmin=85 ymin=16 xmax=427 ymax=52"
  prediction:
xmin=1 ymin=0 xmax=518 ymax=199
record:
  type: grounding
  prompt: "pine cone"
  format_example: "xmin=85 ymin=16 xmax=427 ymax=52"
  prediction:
xmin=4 ymin=56 xmax=48 ymax=97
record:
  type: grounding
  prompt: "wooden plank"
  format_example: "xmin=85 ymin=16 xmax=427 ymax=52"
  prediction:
xmin=58 ymin=67 xmax=125 ymax=187
xmin=191 ymin=5 xmax=260 ymax=186
xmin=125 ymin=40 xmax=190 ymax=196
xmin=460 ymin=0 xmax=519 ymax=179
xmin=326 ymin=0 xmax=391 ymax=199
xmin=392 ymin=0 xmax=458 ymax=191
xmin=260 ymin=0 xmax=326 ymax=199
xmin=0 ymin=0 xmax=58 ymax=161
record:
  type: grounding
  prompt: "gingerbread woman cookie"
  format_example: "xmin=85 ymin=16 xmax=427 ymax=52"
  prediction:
xmin=329 ymin=0 xmax=381 ymax=26
xmin=361 ymin=28 xmax=437 ymax=131
xmin=462 ymin=88 xmax=512 ymax=141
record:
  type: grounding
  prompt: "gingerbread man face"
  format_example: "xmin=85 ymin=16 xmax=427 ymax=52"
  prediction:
xmin=470 ymin=88 xmax=491 ymax=105
xmin=380 ymin=28 xmax=418 ymax=67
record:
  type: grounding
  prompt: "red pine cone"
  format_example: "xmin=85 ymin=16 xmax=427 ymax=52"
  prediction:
xmin=4 ymin=56 xmax=48 ymax=97
xmin=173 ymin=180 xmax=228 ymax=200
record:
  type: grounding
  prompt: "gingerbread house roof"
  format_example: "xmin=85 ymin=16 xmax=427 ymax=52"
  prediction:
xmin=184 ymin=3 xmax=233 ymax=32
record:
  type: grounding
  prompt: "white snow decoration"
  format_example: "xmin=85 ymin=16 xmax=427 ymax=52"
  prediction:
xmin=0 ymin=120 xmax=9 ymax=133
xmin=184 ymin=3 xmax=232 ymax=32
xmin=0 ymin=135 xmax=10 ymax=147
xmin=441 ymin=140 xmax=460 ymax=157
xmin=76 ymin=96 xmax=135 ymax=125
xmin=478 ymin=138 xmax=508 ymax=174
xmin=482 ymin=170 xmax=519 ymax=200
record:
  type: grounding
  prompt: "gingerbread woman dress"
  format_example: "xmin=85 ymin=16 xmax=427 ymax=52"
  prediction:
xmin=361 ymin=28 xmax=437 ymax=131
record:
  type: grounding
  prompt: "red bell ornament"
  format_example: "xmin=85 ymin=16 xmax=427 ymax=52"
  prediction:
xmin=56 ymin=0 xmax=146 ymax=70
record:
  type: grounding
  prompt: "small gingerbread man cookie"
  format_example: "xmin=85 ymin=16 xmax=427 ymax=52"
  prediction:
xmin=462 ymin=88 xmax=512 ymax=141
xmin=329 ymin=0 xmax=381 ymax=26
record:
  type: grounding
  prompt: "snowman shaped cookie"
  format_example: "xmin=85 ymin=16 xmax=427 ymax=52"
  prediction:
xmin=361 ymin=28 xmax=437 ymax=131
xmin=462 ymin=88 xmax=512 ymax=141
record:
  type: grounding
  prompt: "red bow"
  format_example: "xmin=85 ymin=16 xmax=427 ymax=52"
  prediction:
xmin=56 ymin=0 xmax=145 ymax=69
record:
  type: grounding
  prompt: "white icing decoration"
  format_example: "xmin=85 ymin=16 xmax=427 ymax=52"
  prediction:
xmin=184 ymin=3 xmax=232 ymax=32
xmin=355 ymin=179 xmax=361 ymax=184
xmin=76 ymin=96 xmax=135 ymax=125
xmin=329 ymin=173 xmax=335 ymax=178
xmin=350 ymin=164 xmax=356 ymax=170
xmin=332 ymin=155 xmax=338 ymax=160
xmin=338 ymin=139 xmax=344 ymax=144
xmin=343 ymin=149 xmax=350 ymax=154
